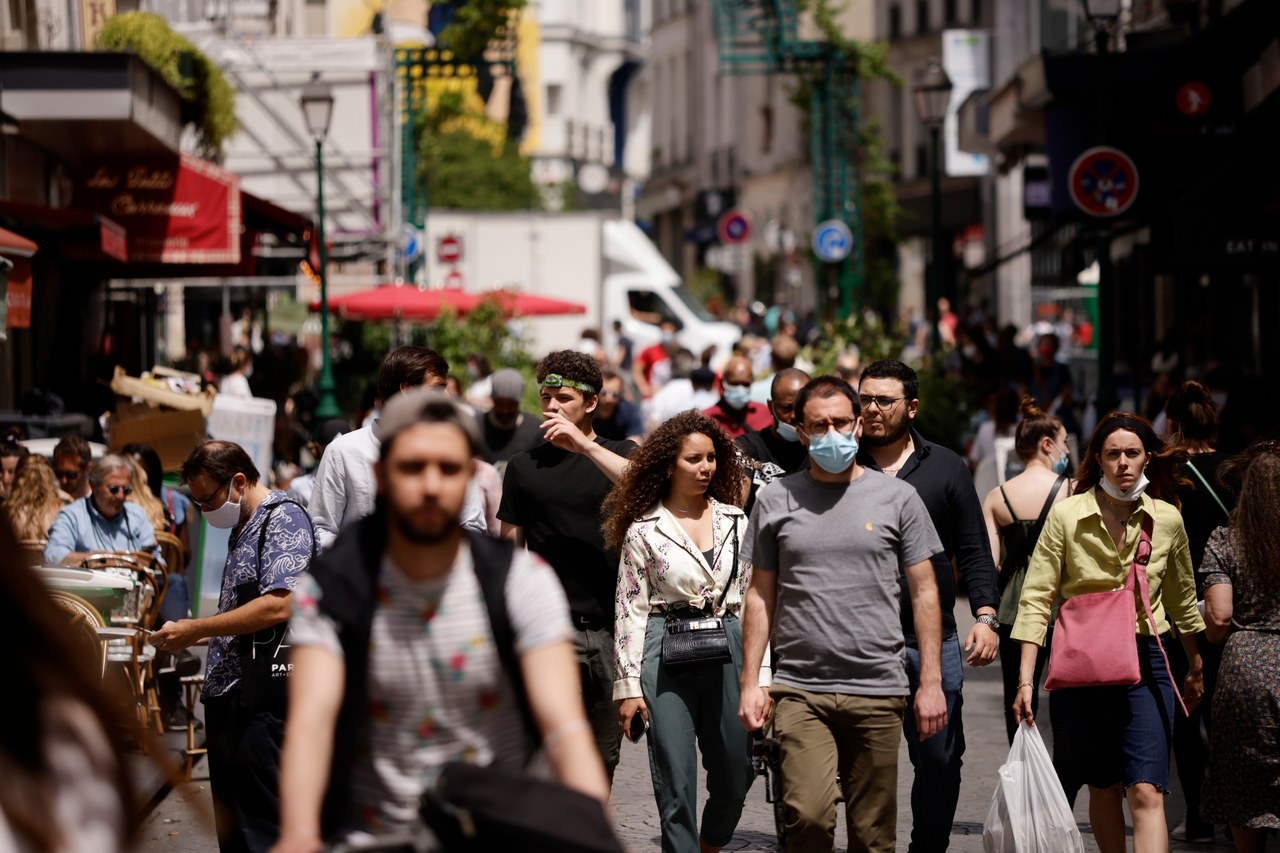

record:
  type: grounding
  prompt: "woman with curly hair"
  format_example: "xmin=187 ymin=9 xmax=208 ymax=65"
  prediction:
xmin=604 ymin=410 xmax=758 ymax=853
xmin=2 ymin=455 xmax=64 ymax=542
xmin=1012 ymin=411 xmax=1205 ymax=853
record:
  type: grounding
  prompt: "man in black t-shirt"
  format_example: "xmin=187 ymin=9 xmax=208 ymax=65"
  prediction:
xmin=498 ymin=351 xmax=636 ymax=783
xmin=736 ymin=367 xmax=810 ymax=515
xmin=473 ymin=368 xmax=542 ymax=470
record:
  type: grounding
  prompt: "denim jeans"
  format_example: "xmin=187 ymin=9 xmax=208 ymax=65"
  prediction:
xmin=1051 ymin=634 xmax=1177 ymax=792
xmin=903 ymin=633 xmax=965 ymax=853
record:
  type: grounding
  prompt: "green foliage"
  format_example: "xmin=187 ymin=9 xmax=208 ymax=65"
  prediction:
xmin=99 ymin=12 xmax=237 ymax=158
xmin=423 ymin=297 xmax=541 ymax=409
xmin=802 ymin=311 xmax=903 ymax=377
xmin=437 ymin=0 xmax=526 ymax=62
xmin=795 ymin=0 xmax=900 ymax=83
xmin=413 ymin=85 xmax=540 ymax=211
xmin=914 ymin=366 xmax=974 ymax=454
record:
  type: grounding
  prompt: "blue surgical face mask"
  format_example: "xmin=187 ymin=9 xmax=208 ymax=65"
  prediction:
xmin=775 ymin=419 xmax=799 ymax=443
xmin=1051 ymin=450 xmax=1070 ymax=475
xmin=807 ymin=429 xmax=859 ymax=474
xmin=723 ymin=384 xmax=751 ymax=410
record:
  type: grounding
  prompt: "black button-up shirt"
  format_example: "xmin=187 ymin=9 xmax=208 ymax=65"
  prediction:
xmin=858 ymin=428 xmax=999 ymax=645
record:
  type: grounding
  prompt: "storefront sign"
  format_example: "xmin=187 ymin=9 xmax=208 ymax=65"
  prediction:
xmin=5 ymin=260 xmax=31 ymax=328
xmin=77 ymin=154 xmax=241 ymax=264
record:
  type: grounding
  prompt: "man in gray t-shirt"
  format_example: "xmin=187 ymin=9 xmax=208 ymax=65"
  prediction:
xmin=738 ymin=376 xmax=946 ymax=853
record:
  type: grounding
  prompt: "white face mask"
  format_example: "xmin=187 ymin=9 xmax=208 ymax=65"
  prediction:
xmin=205 ymin=482 xmax=243 ymax=529
xmin=1098 ymin=470 xmax=1149 ymax=502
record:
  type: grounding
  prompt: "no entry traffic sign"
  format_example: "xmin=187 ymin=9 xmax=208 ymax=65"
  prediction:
xmin=1068 ymin=147 xmax=1139 ymax=218
xmin=717 ymin=208 xmax=753 ymax=245
xmin=437 ymin=234 xmax=463 ymax=265
xmin=1176 ymin=81 xmax=1211 ymax=117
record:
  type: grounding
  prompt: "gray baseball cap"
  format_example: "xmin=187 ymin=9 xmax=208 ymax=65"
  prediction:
xmin=375 ymin=387 xmax=480 ymax=458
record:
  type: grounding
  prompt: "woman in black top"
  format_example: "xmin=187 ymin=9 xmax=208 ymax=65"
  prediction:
xmin=981 ymin=397 xmax=1073 ymax=742
xmin=1164 ymin=380 xmax=1234 ymax=843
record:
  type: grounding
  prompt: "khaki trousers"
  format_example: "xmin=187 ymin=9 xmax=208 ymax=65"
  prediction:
xmin=770 ymin=683 xmax=906 ymax=853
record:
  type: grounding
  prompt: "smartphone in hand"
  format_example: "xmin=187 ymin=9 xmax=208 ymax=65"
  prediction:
xmin=627 ymin=713 xmax=648 ymax=744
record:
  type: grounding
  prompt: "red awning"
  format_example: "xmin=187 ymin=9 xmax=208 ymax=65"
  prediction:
xmin=76 ymin=153 xmax=241 ymax=264
xmin=0 ymin=226 xmax=37 ymax=259
xmin=310 ymin=286 xmax=588 ymax=322
xmin=0 ymin=200 xmax=127 ymax=262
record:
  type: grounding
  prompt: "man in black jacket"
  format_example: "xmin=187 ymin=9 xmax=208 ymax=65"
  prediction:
xmin=272 ymin=389 xmax=610 ymax=849
xmin=856 ymin=359 xmax=1000 ymax=853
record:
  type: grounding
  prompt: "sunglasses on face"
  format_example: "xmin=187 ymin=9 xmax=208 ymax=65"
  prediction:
xmin=55 ymin=469 xmax=82 ymax=481
xmin=106 ymin=485 xmax=134 ymax=497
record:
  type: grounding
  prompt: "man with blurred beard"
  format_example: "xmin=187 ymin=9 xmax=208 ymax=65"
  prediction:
xmin=593 ymin=370 xmax=645 ymax=444
xmin=735 ymin=368 xmax=810 ymax=515
xmin=855 ymin=359 xmax=1000 ymax=853
xmin=272 ymin=390 xmax=610 ymax=851
xmin=498 ymin=350 xmax=636 ymax=783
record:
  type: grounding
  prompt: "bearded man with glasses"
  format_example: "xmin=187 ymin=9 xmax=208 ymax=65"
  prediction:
xmin=855 ymin=359 xmax=1000 ymax=853
xmin=44 ymin=453 xmax=162 ymax=567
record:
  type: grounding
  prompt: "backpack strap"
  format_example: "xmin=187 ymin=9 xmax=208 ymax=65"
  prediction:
xmin=996 ymin=474 xmax=1067 ymax=595
xmin=256 ymin=497 xmax=318 ymax=569
xmin=1186 ymin=460 xmax=1230 ymax=521
xmin=469 ymin=531 xmax=541 ymax=750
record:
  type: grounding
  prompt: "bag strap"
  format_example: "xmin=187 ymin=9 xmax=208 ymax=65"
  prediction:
xmin=471 ymin=533 xmax=541 ymax=751
xmin=713 ymin=517 xmax=741 ymax=614
xmin=1130 ymin=513 xmax=1189 ymax=718
xmin=1186 ymin=460 xmax=1230 ymax=521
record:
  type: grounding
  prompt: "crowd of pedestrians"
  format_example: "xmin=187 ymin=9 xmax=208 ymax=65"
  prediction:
xmin=0 ymin=317 xmax=1277 ymax=853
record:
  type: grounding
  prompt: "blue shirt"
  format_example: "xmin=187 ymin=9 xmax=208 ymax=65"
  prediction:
xmin=204 ymin=492 xmax=314 ymax=700
xmin=44 ymin=497 xmax=159 ymax=565
xmin=595 ymin=398 xmax=644 ymax=441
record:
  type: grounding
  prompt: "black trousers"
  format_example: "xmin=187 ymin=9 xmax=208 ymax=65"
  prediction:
xmin=204 ymin=691 xmax=285 ymax=853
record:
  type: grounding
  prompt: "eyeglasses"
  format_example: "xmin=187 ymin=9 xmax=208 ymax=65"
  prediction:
xmin=541 ymin=373 xmax=597 ymax=395
xmin=804 ymin=418 xmax=857 ymax=438
xmin=599 ymin=390 xmax=622 ymax=399
xmin=106 ymin=485 xmax=134 ymax=497
xmin=55 ymin=468 xmax=82 ymax=481
xmin=858 ymin=394 xmax=905 ymax=410
xmin=190 ymin=481 xmax=229 ymax=511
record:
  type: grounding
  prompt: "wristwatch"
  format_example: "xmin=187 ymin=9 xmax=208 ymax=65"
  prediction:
xmin=976 ymin=614 xmax=1000 ymax=631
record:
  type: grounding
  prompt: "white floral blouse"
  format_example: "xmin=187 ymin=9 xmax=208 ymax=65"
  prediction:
xmin=612 ymin=499 xmax=770 ymax=700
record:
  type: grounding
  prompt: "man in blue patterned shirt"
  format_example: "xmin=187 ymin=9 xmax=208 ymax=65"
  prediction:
xmin=153 ymin=440 xmax=314 ymax=853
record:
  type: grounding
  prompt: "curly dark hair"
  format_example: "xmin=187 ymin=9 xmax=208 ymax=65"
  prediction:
xmin=601 ymin=410 xmax=745 ymax=550
xmin=536 ymin=349 xmax=603 ymax=397
xmin=1073 ymin=411 xmax=1188 ymax=507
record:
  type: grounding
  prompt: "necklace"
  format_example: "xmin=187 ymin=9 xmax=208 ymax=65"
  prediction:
xmin=666 ymin=500 xmax=709 ymax=516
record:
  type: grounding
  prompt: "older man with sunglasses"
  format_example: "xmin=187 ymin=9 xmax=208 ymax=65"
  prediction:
xmin=44 ymin=453 xmax=162 ymax=567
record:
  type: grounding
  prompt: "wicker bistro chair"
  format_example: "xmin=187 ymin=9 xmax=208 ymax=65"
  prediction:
xmin=47 ymin=590 xmax=109 ymax=679
xmin=81 ymin=551 xmax=167 ymax=745
xmin=17 ymin=539 xmax=47 ymax=569
xmin=154 ymin=530 xmax=186 ymax=578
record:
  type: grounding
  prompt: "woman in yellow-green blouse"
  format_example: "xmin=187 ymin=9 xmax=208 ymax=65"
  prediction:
xmin=1011 ymin=411 xmax=1205 ymax=853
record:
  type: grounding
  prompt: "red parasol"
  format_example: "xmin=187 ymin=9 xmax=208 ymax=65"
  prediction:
xmin=309 ymin=286 xmax=586 ymax=322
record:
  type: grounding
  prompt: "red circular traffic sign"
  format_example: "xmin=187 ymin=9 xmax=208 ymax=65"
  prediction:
xmin=1068 ymin=147 xmax=1139 ymax=218
xmin=437 ymin=234 xmax=463 ymax=265
xmin=1176 ymin=81 xmax=1211 ymax=117
xmin=716 ymin=208 xmax=753 ymax=245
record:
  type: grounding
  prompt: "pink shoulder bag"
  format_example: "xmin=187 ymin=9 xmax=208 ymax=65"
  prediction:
xmin=1044 ymin=514 xmax=1188 ymax=716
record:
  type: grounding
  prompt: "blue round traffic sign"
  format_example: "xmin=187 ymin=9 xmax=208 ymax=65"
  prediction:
xmin=812 ymin=219 xmax=853 ymax=263
xmin=717 ymin=208 xmax=753 ymax=245
xmin=1068 ymin=146 xmax=1139 ymax=218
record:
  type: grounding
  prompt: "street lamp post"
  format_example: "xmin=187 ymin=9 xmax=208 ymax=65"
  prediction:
xmin=913 ymin=58 xmax=953 ymax=355
xmin=300 ymin=73 xmax=341 ymax=420
xmin=1083 ymin=0 xmax=1122 ymax=416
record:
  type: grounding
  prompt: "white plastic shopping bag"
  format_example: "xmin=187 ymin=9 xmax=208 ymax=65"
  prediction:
xmin=982 ymin=721 xmax=1083 ymax=853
